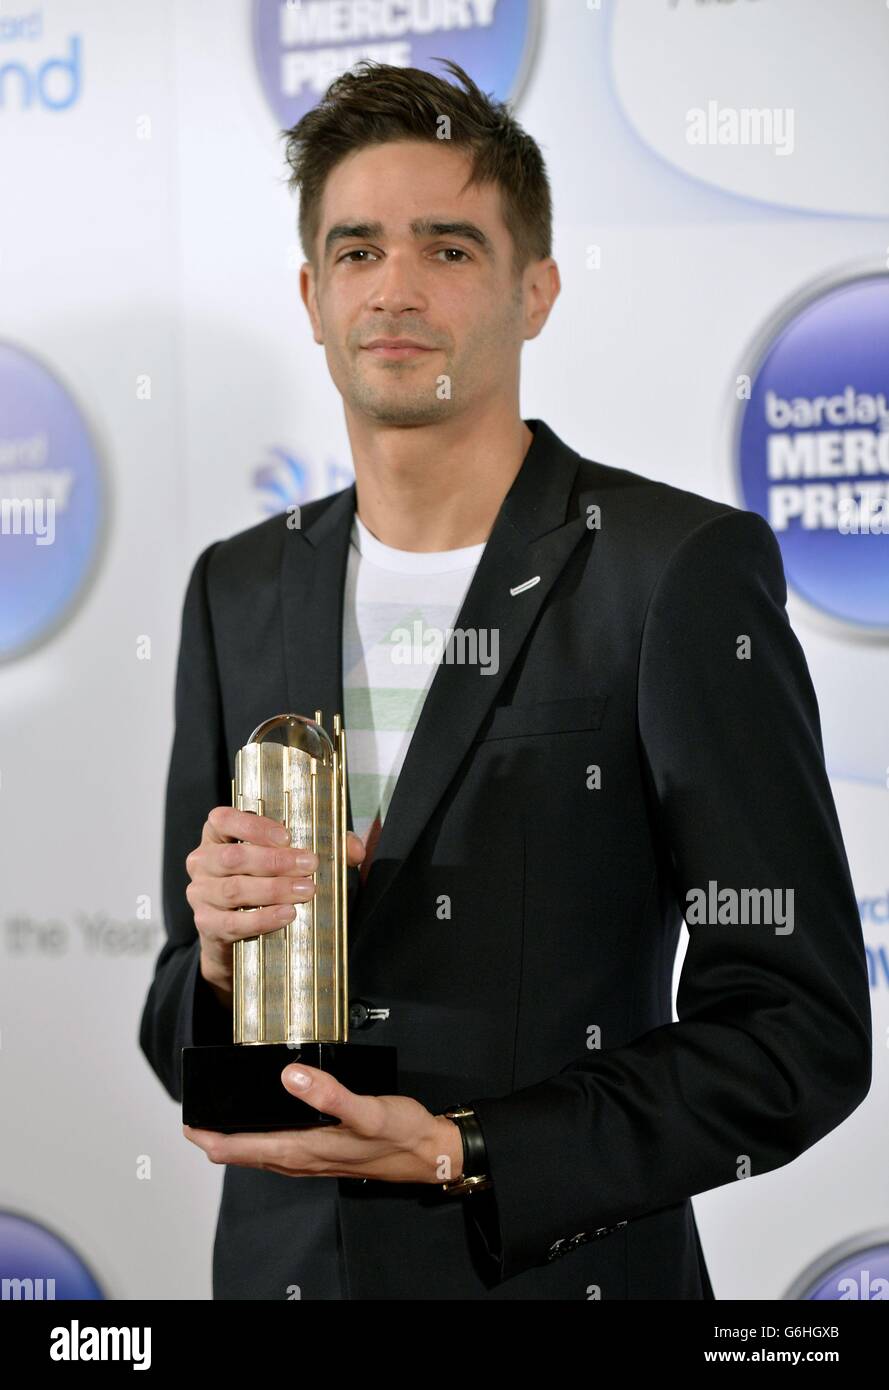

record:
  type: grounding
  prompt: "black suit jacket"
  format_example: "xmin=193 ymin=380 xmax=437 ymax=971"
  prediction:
xmin=139 ymin=418 xmax=872 ymax=1300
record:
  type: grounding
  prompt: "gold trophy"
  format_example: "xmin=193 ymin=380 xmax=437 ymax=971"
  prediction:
xmin=181 ymin=712 xmax=397 ymax=1132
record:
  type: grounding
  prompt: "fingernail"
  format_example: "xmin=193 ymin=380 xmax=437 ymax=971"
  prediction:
xmin=288 ymin=1068 xmax=311 ymax=1089
xmin=272 ymin=827 xmax=290 ymax=845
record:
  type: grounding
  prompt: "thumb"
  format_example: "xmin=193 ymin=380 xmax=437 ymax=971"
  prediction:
xmin=281 ymin=1063 xmax=373 ymax=1131
xmin=346 ymin=831 xmax=366 ymax=866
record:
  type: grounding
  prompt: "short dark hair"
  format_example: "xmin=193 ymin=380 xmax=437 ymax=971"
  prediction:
xmin=280 ymin=57 xmax=552 ymax=280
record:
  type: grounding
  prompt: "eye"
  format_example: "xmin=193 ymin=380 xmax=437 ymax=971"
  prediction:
xmin=436 ymin=247 xmax=470 ymax=263
xmin=338 ymin=248 xmax=378 ymax=264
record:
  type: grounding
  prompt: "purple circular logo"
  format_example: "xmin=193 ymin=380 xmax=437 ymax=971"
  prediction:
xmin=735 ymin=272 xmax=889 ymax=635
xmin=784 ymin=1232 xmax=889 ymax=1300
xmin=252 ymin=0 xmax=540 ymax=128
xmin=0 ymin=343 xmax=106 ymax=662
xmin=0 ymin=1210 xmax=105 ymax=1299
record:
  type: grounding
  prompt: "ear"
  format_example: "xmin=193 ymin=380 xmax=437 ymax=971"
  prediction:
xmin=523 ymin=258 xmax=561 ymax=342
xmin=300 ymin=262 xmax=324 ymax=345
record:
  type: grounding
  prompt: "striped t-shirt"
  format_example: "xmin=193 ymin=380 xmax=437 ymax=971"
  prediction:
xmin=342 ymin=512 xmax=486 ymax=856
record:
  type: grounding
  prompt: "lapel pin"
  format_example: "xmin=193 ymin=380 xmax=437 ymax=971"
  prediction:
xmin=509 ymin=575 xmax=541 ymax=596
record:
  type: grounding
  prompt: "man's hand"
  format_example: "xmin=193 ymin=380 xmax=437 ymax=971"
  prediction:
xmin=183 ymin=1063 xmax=465 ymax=1185
xmin=185 ymin=806 xmax=366 ymax=1008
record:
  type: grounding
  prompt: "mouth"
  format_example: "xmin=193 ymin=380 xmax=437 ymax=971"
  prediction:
xmin=361 ymin=343 xmax=437 ymax=360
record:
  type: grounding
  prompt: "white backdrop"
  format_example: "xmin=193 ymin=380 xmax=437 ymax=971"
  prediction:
xmin=1 ymin=0 xmax=887 ymax=1301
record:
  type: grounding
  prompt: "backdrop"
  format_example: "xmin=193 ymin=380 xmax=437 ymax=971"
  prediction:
xmin=1 ymin=0 xmax=887 ymax=1301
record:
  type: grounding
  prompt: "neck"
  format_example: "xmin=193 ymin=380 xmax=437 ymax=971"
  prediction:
xmin=343 ymin=405 xmax=533 ymax=551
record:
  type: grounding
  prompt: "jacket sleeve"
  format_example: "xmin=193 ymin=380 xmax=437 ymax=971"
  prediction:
xmin=139 ymin=541 xmax=234 ymax=1103
xmin=465 ymin=508 xmax=873 ymax=1284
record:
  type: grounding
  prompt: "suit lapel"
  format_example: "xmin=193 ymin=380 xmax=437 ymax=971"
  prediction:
xmin=279 ymin=481 xmax=358 ymax=835
xmin=279 ymin=419 xmax=592 ymax=939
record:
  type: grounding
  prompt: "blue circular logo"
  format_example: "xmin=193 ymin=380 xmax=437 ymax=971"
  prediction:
xmin=735 ymin=272 xmax=889 ymax=635
xmin=0 ymin=343 xmax=106 ymax=662
xmin=252 ymin=444 xmax=353 ymax=516
xmin=0 ymin=1210 xmax=105 ymax=1299
xmin=252 ymin=0 xmax=540 ymax=128
xmin=785 ymin=1232 xmax=889 ymax=1300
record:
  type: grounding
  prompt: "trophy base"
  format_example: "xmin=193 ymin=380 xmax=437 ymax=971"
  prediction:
xmin=181 ymin=1041 xmax=398 ymax=1133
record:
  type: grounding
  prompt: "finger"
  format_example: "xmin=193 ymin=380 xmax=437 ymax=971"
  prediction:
xmin=201 ymin=872 xmax=315 ymax=912
xmin=182 ymin=1125 xmax=313 ymax=1171
xmin=205 ymin=811 xmax=362 ymax=867
xmin=200 ymin=839 xmax=319 ymax=881
xmin=182 ymin=1124 xmax=265 ymax=1165
xmin=204 ymin=805 xmax=293 ymax=848
xmin=280 ymin=1064 xmax=385 ymax=1136
xmin=192 ymin=900 xmax=300 ymax=945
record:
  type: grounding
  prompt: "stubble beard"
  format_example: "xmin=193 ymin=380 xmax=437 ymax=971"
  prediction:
xmin=347 ymin=348 xmax=458 ymax=427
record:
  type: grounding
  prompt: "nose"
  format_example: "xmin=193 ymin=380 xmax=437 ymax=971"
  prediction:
xmin=366 ymin=249 xmax=429 ymax=316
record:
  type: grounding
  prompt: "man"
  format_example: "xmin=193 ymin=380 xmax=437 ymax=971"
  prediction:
xmin=139 ymin=59 xmax=872 ymax=1300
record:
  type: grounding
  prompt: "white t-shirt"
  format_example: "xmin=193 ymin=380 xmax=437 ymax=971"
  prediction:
xmin=342 ymin=512 xmax=486 ymax=847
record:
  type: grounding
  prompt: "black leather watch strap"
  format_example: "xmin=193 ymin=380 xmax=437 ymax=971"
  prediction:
xmin=441 ymin=1105 xmax=491 ymax=1194
xmin=449 ymin=1107 xmax=487 ymax=1176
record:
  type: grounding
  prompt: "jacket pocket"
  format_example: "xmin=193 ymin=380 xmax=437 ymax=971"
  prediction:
xmin=473 ymin=695 xmax=607 ymax=742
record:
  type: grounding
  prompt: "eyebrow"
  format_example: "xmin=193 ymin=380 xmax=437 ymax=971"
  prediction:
xmin=324 ymin=218 xmax=494 ymax=261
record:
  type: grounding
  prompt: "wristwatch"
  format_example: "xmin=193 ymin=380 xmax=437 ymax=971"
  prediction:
xmin=439 ymin=1105 xmax=493 ymax=1196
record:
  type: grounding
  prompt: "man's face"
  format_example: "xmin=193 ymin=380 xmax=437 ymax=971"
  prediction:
xmin=301 ymin=140 xmax=542 ymax=428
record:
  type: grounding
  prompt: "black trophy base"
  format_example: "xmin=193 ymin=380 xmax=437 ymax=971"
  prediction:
xmin=181 ymin=1041 xmax=398 ymax=1132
